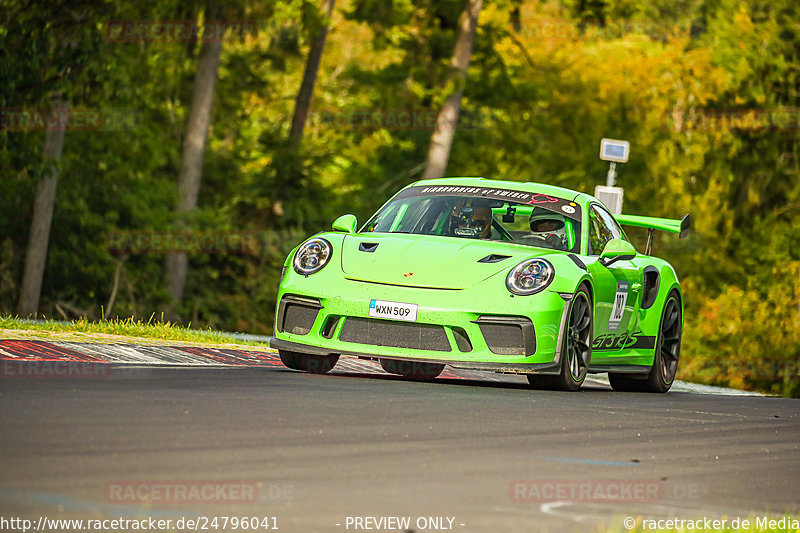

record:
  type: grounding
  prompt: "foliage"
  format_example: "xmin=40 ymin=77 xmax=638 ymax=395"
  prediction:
xmin=1 ymin=0 xmax=798 ymax=394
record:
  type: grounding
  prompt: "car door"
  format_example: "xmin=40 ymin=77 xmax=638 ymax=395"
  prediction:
xmin=584 ymin=203 xmax=642 ymax=354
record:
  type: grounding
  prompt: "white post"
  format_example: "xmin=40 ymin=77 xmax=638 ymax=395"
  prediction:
xmin=606 ymin=161 xmax=617 ymax=187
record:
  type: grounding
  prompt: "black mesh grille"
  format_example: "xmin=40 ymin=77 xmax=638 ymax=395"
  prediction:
xmin=479 ymin=323 xmax=525 ymax=355
xmin=282 ymin=304 xmax=319 ymax=335
xmin=339 ymin=318 xmax=451 ymax=352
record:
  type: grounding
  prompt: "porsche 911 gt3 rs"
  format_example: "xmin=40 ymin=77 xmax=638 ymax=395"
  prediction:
xmin=272 ymin=177 xmax=689 ymax=392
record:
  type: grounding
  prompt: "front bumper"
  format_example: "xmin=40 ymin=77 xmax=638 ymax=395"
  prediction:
xmin=270 ymin=337 xmax=563 ymax=374
xmin=273 ymin=269 xmax=572 ymax=374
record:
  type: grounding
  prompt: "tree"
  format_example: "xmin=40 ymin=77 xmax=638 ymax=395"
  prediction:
xmin=163 ymin=7 xmax=224 ymax=319
xmin=6 ymin=1 xmax=108 ymax=317
xmin=422 ymin=0 xmax=482 ymax=179
xmin=17 ymin=95 xmax=68 ymax=317
xmin=270 ymin=0 xmax=336 ymax=223
xmin=289 ymin=0 xmax=335 ymax=146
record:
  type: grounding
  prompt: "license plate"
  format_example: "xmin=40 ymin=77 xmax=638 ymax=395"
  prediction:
xmin=369 ymin=299 xmax=418 ymax=322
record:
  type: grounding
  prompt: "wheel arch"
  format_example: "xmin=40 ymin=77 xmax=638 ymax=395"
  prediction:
xmin=576 ymin=276 xmax=594 ymax=304
xmin=661 ymin=281 xmax=683 ymax=320
xmin=664 ymin=285 xmax=684 ymax=332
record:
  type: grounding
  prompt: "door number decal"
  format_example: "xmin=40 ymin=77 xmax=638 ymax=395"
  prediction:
xmin=607 ymin=280 xmax=629 ymax=331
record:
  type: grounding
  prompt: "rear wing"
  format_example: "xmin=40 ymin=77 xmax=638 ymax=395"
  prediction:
xmin=614 ymin=213 xmax=690 ymax=255
xmin=614 ymin=213 xmax=691 ymax=239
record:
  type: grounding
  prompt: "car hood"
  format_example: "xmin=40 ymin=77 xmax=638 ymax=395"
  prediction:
xmin=339 ymin=233 xmax=546 ymax=289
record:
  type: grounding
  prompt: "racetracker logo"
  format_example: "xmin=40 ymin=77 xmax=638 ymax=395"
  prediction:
xmin=0 ymin=108 xmax=141 ymax=131
xmin=106 ymin=231 xmax=261 ymax=255
xmin=700 ymin=359 xmax=800 ymax=382
xmin=666 ymin=107 xmax=800 ymax=132
xmin=306 ymin=108 xmax=489 ymax=131
xmin=510 ymin=479 xmax=663 ymax=502
xmin=104 ymin=20 xmax=258 ymax=43
xmin=511 ymin=18 xmax=674 ymax=42
xmin=105 ymin=481 xmax=259 ymax=504
xmin=0 ymin=361 xmax=112 ymax=379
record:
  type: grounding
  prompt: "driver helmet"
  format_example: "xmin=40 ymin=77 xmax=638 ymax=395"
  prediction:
xmin=529 ymin=212 xmax=568 ymax=248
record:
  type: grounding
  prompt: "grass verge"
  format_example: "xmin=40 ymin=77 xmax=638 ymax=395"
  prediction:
xmin=0 ymin=316 xmax=270 ymax=348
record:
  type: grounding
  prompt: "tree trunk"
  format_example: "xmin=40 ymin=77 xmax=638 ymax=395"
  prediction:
xmin=288 ymin=0 xmax=335 ymax=146
xmin=271 ymin=0 xmax=335 ymax=219
xmin=163 ymin=35 xmax=223 ymax=319
xmin=18 ymin=94 xmax=69 ymax=317
xmin=422 ymin=0 xmax=482 ymax=179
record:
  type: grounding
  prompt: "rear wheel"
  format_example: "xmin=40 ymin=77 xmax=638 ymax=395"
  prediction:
xmin=528 ymin=286 xmax=592 ymax=391
xmin=279 ymin=350 xmax=339 ymax=374
xmin=380 ymin=359 xmax=445 ymax=380
xmin=609 ymin=291 xmax=682 ymax=393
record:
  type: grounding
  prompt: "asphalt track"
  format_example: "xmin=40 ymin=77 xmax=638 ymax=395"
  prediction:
xmin=0 ymin=340 xmax=798 ymax=533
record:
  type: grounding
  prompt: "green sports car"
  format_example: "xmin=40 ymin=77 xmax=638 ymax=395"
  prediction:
xmin=272 ymin=177 xmax=690 ymax=392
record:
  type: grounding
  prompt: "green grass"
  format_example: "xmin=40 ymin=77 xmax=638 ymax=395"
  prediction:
xmin=0 ymin=315 xmax=270 ymax=347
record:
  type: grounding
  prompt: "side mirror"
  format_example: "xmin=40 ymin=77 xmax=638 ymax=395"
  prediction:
xmin=599 ymin=238 xmax=637 ymax=267
xmin=332 ymin=214 xmax=357 ymax=234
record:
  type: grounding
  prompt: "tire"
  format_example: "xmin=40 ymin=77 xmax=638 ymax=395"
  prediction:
xmin=609 ymin=291 xmax=682 ymax=393
xmin=279 ymin=350 xmax=304 ymax=371
xmin=528 ymin=286 xmax=592 ymax=391
xmin=279 ymin=350 xmax=339 ymax=374
xmin=379 ymin=358 xmax=445 ymax=380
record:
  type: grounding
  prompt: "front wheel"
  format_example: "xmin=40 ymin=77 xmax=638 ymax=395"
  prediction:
xmin=609 ymin=291 xmax=682 ymax=393
xmin=279 ymin=350 xmax=339 ymax=374
xmin=528 ymin=286 xmax=592 ymax=391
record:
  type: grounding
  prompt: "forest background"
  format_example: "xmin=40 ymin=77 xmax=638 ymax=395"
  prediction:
xmin=1 ymin=0 xmax=798 ymax=395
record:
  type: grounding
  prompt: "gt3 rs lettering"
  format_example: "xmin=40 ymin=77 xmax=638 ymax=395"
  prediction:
xmin=592 ymin=331 xmax=656 ymax=351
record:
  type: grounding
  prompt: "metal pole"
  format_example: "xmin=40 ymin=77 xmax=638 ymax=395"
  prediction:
xmin=645 ymin=228 xmax=654 ymax=255
xmin=606 ymin=161 xmax=617 ymax=187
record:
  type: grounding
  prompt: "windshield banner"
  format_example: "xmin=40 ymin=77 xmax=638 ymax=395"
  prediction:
xmin=398 ymin=185 xmax=581 ymax=220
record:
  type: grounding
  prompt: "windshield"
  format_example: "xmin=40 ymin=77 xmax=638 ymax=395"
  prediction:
xmin=363 ymin=185 xmax=582 ymax=253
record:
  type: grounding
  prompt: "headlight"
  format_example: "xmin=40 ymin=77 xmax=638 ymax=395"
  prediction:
xmin=506 ymin=258 xmax=554 ymax=295
xmin=293 ymin=238 xmax=332 ymax=275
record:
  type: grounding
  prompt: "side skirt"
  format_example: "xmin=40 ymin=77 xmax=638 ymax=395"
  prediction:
xmin=588 ymin=365 xmax=651 ymax=376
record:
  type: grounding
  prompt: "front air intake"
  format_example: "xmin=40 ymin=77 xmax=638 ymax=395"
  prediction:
xmin=473 ymin=316 xmax=535 ymax=356
xmin=277 ymin=296 xmax=322 ymax=335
